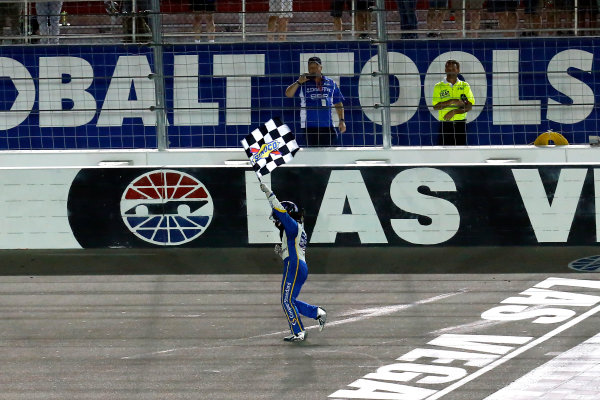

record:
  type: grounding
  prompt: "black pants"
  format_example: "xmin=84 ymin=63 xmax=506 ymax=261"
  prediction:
xmin=438 ymin=120 xmax=467 ymax=146
xmin=304 ymin=127 xmax=338 ymax=147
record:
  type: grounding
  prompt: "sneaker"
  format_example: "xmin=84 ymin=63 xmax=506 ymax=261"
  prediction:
xmin=317 ymin=307 xmax=327 ymax=332
xmin=283 ymin=331 xmax=306 ymax=342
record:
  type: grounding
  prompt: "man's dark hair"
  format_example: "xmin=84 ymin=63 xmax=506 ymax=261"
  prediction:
xmin=308 ymin=56 xmax=322 ymax=66
xmin=446 ymin=59 xmax=460 ymax=69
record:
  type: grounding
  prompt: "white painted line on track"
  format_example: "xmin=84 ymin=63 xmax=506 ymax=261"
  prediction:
xmin=248 ymin=290 xmax=467 ymax=340
xmin=483 ymin=331 xmax=600 ymax=400
xmin=121 ymin=289 xmax=467 ymax=360
xmin=424 ymin=303 xmax=600 ymax=400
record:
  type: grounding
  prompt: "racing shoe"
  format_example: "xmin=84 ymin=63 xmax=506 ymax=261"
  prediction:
xmin=283 ymin=331 xmax=306 ymax=342
xmin=317 ymin=307 xmax=327 ymax=332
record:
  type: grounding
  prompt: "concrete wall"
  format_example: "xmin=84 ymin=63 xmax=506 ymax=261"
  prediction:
xmin=1 ymin=145 xmax=598 ymax=168
xmin=3 ymin=160 xmax=600 ymax=250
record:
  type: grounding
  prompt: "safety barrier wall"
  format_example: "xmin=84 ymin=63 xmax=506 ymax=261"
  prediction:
xmin=2 ymin=145 xmax=599 ymax=168
xmin=1 ymin=38 xmax=599 ymax=150
xmin=2 ymin=164 xmax=600 ymax=250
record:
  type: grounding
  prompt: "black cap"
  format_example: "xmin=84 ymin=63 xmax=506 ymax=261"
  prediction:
xmin=308 ymin=56 xmax=322 ymax=65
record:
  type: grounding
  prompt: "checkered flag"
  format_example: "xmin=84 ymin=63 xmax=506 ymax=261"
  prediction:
xmin=241 ymin=118 xmax=299 ymax=179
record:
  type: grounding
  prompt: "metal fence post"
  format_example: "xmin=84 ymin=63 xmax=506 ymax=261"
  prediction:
xmin=150 ymin=0 xmax=168 ymax=150
xmin=375 ymin=0 xmax=391 ymax=148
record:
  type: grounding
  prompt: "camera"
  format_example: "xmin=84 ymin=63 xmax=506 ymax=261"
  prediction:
xmin=304 ymin=73 xmax=319 ymax=80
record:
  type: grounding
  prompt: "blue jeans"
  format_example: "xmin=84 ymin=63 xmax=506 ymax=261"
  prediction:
xmin=36 ymin=1 xmax=63 ymax=44
xmin=396 ymin=0 xmax=418 ymax=32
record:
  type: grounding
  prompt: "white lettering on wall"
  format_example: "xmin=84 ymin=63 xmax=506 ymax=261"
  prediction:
xmin=245 ymin=171 xmax=280 ymax=244
xmin=213 ymin=54 xmax=265 ymax=125
xmin=38 ymin=57 xmax=96 ymax=128
xmin=0 ymin=57 xmax=35 ymax=130
xmin=173 ymin=54 xmax=219 ymax=126
xmin=311 ymin=170 xmax=387 ymax=244
xmin=97 ymin=55 xmax=156 ymax=127
xmin=1 ymin=49 xmax=598 ymax=131
xmin=389 ymin=168 xmax=459 ymax=245
xmin=360 ymin=52 xmax=421 ymax=126
xmin=512 ymin=168 xmax=587 ymax=242
xmin=493 ymin=50 xmax=541 ymax=125
xmin=547 ymin=49 xmax=594 ymax=124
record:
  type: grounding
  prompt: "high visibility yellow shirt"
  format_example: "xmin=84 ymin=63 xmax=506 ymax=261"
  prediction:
xmin=432 ymin=78 xmax=475 ymax=121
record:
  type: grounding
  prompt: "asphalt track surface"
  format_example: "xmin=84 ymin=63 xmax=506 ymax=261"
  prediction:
xmin=2 ymin=249 xmax=600 ymax=400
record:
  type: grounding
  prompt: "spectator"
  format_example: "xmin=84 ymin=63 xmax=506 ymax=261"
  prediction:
xmin=522 ymin=0 xmax=542 ymax=36
xmin=554 ymin=0 xmax=574 ymax=35
xmin=544 ymin=0 xmax=558 ymax=34
xmin=192 ymin=0 xmax=216 ymax=43
xmin=396 ymin=0 xmax=418 ymax=38
xmin=577 ymin=0 xmax=598 ymax=35
xmin=36 ymin=1 xmax=63 ymax=44
xmin=427 ymin=1 xmax=449 ymax=37
xmin=597 ymin=0 xmax=600 ymax=33
xmin=432 ymin=59 xmax=475 ymax=146
xmin=121 ymin=0 xmax=151 ymax=43
xmin=331 ymin=0 xmax=373 ymax=40
xmin=30 ymin=15 xmax=40 ymax=44
xmin=0 ymin=2 xmax=21 ymax=43
xmin=487 ymin=0 xmax=519 ymax=37
xmin=285 ymin=56 xmax=346 ymax=147
xmin=451 ymin=0 xmax=485 ymax=37
xmin=267 ymin=0 xmax=292 ymax=41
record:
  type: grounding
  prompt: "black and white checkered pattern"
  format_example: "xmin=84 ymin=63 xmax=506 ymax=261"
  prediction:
xmin=241 ymin=118 xmax=299 ymax=178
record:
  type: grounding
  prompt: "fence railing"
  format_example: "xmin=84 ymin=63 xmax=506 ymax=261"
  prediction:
xmin=2 ymin=1 xmax=599 ymax=45
xmin=0 ymin=1 xmax=598 ymax=150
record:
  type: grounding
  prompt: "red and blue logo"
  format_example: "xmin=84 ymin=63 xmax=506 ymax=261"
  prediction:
xmin=250 ymin=141 xmax=281 ymax=164
xmin=120 ymin=170 xmax=213 ymax=246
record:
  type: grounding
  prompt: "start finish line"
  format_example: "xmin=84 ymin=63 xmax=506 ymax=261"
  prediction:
xmin=329 ymin=277 xmax=600 ymax=400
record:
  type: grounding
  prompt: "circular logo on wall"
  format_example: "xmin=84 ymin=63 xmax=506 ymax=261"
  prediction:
xmin=120 ymin=169 xmax=214 ymax=246
xmin=568 ymin=255 xmax=600 ymax=272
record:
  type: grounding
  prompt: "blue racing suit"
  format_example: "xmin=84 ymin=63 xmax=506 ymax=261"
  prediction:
xmin=266 ymin=191 xmax=318 ymax=336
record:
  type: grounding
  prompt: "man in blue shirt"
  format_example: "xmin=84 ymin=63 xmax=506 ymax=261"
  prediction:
xmin=285 ymin=56 xmax=346 ymax=147
xmin=260 ymin=182 xmax=327 ymax=342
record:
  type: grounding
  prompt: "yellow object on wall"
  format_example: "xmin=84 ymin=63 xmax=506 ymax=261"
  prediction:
xmin=533 ymin=131 xmax=569 ymax=146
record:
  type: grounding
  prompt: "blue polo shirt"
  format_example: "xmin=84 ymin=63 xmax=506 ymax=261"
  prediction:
xmin=298 ymin=76 xmax=344 ymax=129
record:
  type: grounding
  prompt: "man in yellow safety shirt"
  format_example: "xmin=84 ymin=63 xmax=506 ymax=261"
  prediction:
xmin=432 ymin=60 xmax=475 ymax=145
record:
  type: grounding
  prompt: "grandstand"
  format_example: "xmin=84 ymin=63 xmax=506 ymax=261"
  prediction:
xmin=16 ymin=1 xmax=599 ymax=42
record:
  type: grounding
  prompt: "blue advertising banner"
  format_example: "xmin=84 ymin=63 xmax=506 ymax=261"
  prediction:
xmin=0 ymin=39 xmax=597 ymax=149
